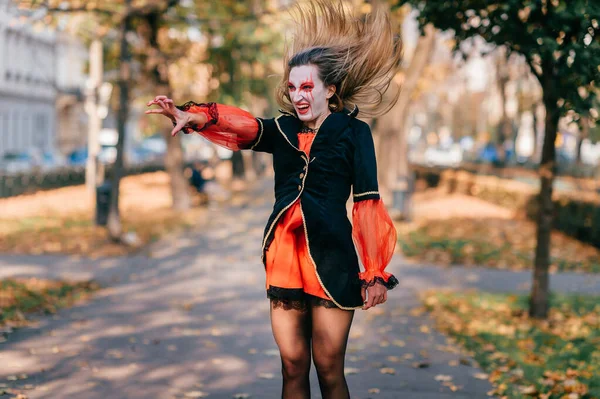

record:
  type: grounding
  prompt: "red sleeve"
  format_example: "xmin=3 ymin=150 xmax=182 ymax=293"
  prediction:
xmin=352 ymin=198 xmax=399 ymax=289
xmin=175 ymin=102 xmax=260 ymax=151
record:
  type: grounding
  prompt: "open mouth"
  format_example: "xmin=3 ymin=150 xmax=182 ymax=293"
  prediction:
xmin=296 ymin=103 xmax=310 ymax=115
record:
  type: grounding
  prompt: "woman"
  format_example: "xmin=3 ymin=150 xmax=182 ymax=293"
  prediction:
xmin=146 ymin=1 xmax=401 ymax=398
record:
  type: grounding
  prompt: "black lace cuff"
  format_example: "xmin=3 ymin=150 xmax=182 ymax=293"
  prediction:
xmin=360 ymin=275 xmax=399 ymax=290
xmin=173 ymin=101 xmax=219 ymax=134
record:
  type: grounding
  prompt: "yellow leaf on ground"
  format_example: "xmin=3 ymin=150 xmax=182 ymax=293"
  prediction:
xmin=184 ymin=391 xmax=208 ymax=398
xmin=473 ymin=372 xmax=489 ymax=380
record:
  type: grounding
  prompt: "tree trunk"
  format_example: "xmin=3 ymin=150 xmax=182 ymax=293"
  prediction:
xmin=231 ymin=151 xmax=245 ymax=178
xmin=529 ymin=87 xmax=559 ymax=319
xmin=375 ymin=24 xmax=435 ymax=217
xmin=146 ymin=12 xmax=191 ymax=211
xmin=531 ymin=103 xmax=539 ymax=162
xmin=107 ymin=5 xmax=132 ymax=241
xmin=163 ymin=128 xmax=191 ymax=210
xmin=496 ymin=52 xmax=509 ymax=145
xmin=575 ymin=116 xmax=589 ymax=167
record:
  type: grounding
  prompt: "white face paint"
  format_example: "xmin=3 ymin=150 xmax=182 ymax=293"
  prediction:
xmin=288 ymin=64 xmax=333 ymax=128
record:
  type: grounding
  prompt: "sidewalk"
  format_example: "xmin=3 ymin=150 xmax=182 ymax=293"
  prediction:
xmin=5 ymin=182 xmax=597 ymax=398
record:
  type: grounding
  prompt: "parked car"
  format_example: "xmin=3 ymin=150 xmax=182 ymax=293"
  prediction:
xmin=0 ymin=151 xmax=41 ymax=174
xmin=67 ymin=147 xmax=88 ymax=167
xmin=423 ymin=144 xmax=463 ymax=167
xmin=478 ymin=142 xmax=500 ymax=164
xmin=41 ymin=150 xmax=67 ymax=172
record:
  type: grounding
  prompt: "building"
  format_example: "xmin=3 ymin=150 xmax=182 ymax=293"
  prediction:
xmin=0 ymin=0 xmax=57 ymax=156
xmin=0 ymin=0 xmax=87 ymax=159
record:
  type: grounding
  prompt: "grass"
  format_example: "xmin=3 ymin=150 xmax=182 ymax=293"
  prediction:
xmin=0 ymin=209 xmax=203 ymax=257
xmin=398 ymin=218 xmax=600 ymax=273
xmin=0 ymin=278 xmax=100 ymax=327
xmin=422 ymin=291 xmax=600 ymax=398
xmin=0 ymin=172 xmax=210 ymax=257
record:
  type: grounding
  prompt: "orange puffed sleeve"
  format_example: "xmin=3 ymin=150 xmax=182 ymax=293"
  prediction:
xmin=175 ymin=102 xmax=260 ymax=151
xmin=352 ymin=199 xmax=399 ymax=289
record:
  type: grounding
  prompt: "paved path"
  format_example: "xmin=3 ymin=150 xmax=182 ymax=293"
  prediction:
xmin=1 ymin=182 xmax=598 ymax=399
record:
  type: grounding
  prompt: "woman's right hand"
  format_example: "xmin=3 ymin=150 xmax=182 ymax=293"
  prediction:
xmin=145 ymin=95 xmax=207 ymax=137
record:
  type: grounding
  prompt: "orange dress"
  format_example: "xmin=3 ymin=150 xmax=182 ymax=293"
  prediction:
xmin=264 ymin=132 xmax=331 ymax=301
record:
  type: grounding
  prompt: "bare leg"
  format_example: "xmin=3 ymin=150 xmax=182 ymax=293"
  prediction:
xmin=311 ymin=304 xmax=354 ymax=399
xmin=269 ymin=300 xmax=312 ymax=399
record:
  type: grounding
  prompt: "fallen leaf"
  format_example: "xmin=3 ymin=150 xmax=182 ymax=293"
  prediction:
xmin=233 ymin=394 xmax=251 ymax=399
xmin=258 ymin=373 xmax=274 ymax=379
xmin=380 ymin=368 xmax=396 ymax=375
xmin=519 ymin=385 xmax=538 ymax=395
xmin=344 ymin=367 xmax=360 ymax=375
xmin=184 ymin=391 xmax=208 ymax=398
xmin=106 ymin=349 xmax=123 ymax=359
xmin=434 ymin=374 xmax=453 ymax=382
xmin=368 ymin=388 xmax=380 ymax=394
xmin=473 ymin=372 xmax=489 ymax=380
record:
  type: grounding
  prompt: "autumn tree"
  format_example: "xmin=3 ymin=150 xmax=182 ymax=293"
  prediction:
xmin=19 ymin=0 xmax=284 ymax=238
xmin=398 ymin=0 xmax=600 ymax=318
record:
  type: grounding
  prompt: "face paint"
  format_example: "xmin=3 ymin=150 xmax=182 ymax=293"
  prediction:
xmin=289 ymin=64 xmax=332 ymax=127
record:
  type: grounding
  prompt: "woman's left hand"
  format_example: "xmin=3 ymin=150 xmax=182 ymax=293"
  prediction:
xmin=361 ymin=282 xmax=387 ymax=310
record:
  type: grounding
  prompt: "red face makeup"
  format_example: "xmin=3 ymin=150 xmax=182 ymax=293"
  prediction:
xmin=288 ymin=65 xmax=332 ymax=127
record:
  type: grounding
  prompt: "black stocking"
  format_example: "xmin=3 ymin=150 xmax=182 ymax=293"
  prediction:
xmin=311 ymin=305 xmax=354 ymax=399
xmin=269 ymin=299 xmax=312 ymax=399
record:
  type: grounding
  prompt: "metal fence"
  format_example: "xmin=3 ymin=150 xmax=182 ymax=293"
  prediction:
xmin=0 ymin=162 xmax=165 ymax=199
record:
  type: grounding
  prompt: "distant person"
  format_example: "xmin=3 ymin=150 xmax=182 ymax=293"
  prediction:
xmin=189 ymin=161 xmax=208 ymax=194
xmin=146 ymin=1 xmax=401 ymax=398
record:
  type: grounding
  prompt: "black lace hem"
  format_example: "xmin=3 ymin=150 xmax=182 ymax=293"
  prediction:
xmin=269 ymin=298 xmax=309 ymax=312
xmin=174 ymin=101 xmax=219 ymax=133
xmin=360 ymin=275 xmax=399 ymax=290
xmin=267 ymin=286 xmax=338 ymax=311
xmin=267 ymin=286 xmax=305 ymax=301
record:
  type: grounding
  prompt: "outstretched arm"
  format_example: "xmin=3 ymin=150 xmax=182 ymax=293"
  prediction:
xmin=145 ymin=96 xmax=265 ymax=152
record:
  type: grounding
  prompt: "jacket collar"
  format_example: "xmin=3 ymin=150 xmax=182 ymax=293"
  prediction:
xmin=276 ymin=106 xmax=359 ymax=151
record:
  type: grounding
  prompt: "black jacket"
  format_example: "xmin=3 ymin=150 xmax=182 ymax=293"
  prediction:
xmin=245 ymin=107 xmax=380 ymax=310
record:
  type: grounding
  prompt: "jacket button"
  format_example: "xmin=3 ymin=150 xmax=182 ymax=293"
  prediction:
xmin=298 ymin=185 xmax=302 ymax=191
xmin=299 ymin=173 xmax=305 ymax=179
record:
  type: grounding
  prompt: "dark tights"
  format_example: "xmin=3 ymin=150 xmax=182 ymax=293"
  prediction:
xmin=269 ymin=300 xmax=354 ymax=399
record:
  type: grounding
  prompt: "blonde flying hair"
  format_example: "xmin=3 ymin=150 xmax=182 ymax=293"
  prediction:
xmin=276 ymin=0 xmax=402 ymax=118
